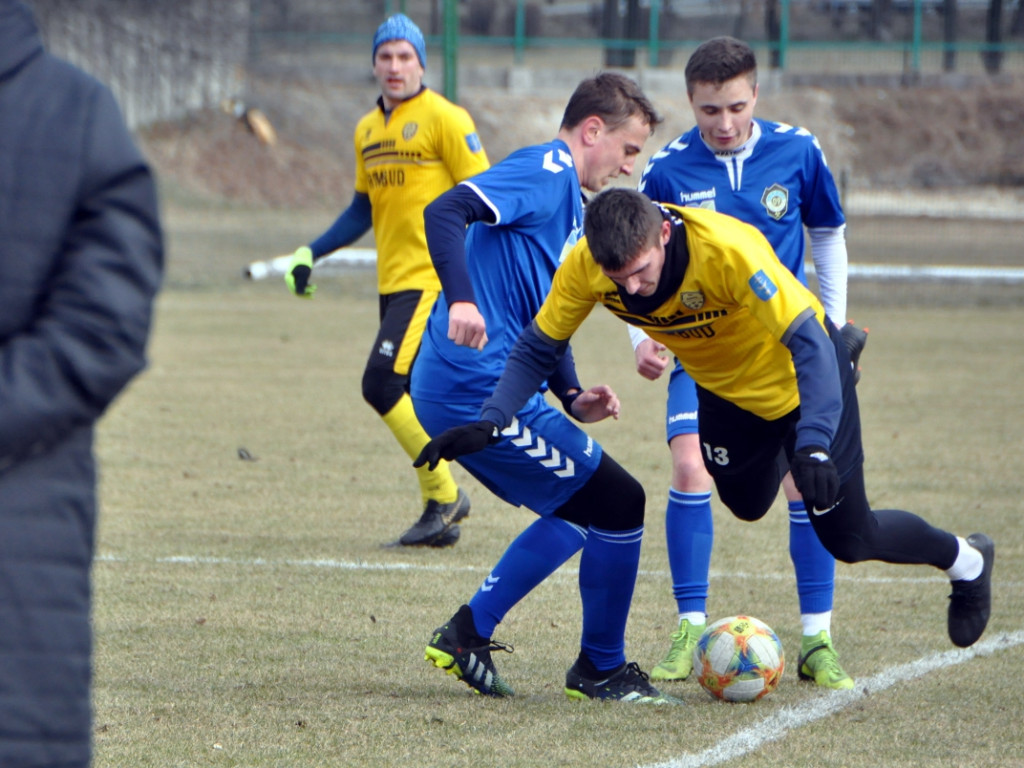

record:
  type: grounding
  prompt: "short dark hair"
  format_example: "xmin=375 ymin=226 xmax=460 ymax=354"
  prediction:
xmin=583 ymin=188 xmax=664 ymax=271
xmin=560 ymin=72 xmax=663 ymax=133
xmin=684 ymin=36 xmax=757 ymax=96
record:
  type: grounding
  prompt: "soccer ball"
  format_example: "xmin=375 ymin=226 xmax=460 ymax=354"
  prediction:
xmin=693 ymin=615 xmax=785 ymax=702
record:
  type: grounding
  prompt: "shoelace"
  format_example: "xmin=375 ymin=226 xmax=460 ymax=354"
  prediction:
xmin=620 ymin=662 xmax=654 ymax=688
xmin=667 ymin=627 xmax=700 ymax=659
xmin=463 ymin=639 xmax=514 ymax=656
xmin=801 ymin=642 xmax=844 ymax=676
xmin=812 ymin=653 xmax=846 ymax=681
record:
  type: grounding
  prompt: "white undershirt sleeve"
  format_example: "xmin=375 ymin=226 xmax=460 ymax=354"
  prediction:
xmin=807 ymin=224 xmax=849 ymax=327
xmin=627 ymin=323 xmax=650 ymax=350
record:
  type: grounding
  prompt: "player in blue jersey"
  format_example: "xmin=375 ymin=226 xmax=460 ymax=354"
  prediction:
xmin=410 ymin=73 xmax=672 ymax=703
xmin=633 ymin=36 xmax=865 ymax=688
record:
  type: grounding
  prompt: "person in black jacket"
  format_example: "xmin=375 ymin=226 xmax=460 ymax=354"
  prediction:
xmin=0 ymin=2 xmax=164 ymax=765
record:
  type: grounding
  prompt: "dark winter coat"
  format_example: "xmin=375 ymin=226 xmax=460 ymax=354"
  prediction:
xmin=0 ymin=1 xmax=163 ymax=765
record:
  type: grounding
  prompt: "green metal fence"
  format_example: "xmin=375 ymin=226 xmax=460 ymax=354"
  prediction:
xmin=254 ymin=0 xmax=1024 ymax=103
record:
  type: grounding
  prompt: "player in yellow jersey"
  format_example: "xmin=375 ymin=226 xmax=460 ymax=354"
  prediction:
xmin=417 ymin=187 xmax=994 ymax=654
xmin=284 ymin=14 xmax=489 ymax=547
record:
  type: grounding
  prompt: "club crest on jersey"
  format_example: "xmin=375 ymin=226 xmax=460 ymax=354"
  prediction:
xmin=761 ymin=183 xmax=789 ymax=220
xmin=749 ymin=270 xmax=778 ymax=300
xmin=680 ymin=291 xmax=705 ymax=310
xmin=402 ymin=122 xmax=419 ymax=141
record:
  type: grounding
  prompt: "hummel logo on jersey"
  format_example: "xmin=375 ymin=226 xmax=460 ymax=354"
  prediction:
xmin=481 ymin=575 xmax=500 ymax=592
xmin=542 ymin=149 xmax=573 ymax=174
xmin=378 ymin=339 xmax=395 ymax=358
xmin=503 ymin=417 xmax=576 ymax=478
xmin=678 ymin=188 xmax=716 ymax=206
xmin=749 ymin=270 xmax=778 ymax=300
xmin=668 ymin=411 xmax=698 ymax=425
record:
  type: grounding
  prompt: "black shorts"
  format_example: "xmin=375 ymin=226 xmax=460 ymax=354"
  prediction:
xmin=365 ymin=289 xmax=439 ymax=377
xmin=696 ymin=322 xmax=864 ymax=521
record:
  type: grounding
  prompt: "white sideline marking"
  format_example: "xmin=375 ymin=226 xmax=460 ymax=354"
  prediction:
xmin=94 ymin=554 xmax=1024 ymax=590
xmin=96 ymin=553 xmax=489 ymax=573
xmin=637 ymin=630 xmax=1024 ymax=768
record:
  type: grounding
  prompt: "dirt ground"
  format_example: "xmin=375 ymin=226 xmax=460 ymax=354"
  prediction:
xmin=139 ymin=73 xmax=1024 ymax=210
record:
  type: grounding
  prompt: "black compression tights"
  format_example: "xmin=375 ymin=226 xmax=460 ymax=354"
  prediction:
xmin=553 ymin=452 xmax=646 ymax=532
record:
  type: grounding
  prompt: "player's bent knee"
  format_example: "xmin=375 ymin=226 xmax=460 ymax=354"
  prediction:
xmin=361 ymin=366 xmax=406 ymax=415
xmin=672 ymin=455 xmax=711 ymax=491
xmin=815 ymin=531 xmax=871 ymax=564
xmin=555 ymin=453 xmax=645 ymax=531
xmin=715 ymin=489 xmax=771 ymax=522
xmin=714 ymin=473 xmax=778 ymax=522
xmin=729 ymin=504 xmax=770 ymax=522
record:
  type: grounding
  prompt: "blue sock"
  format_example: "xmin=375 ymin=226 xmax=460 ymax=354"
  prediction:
xmin=579 ymin=525 xmax=643 ymax=672
xmin=788 ymin=500 xmax=835 ymax=615
xmin=469 ymin=516 xmax=585 ymax=639
xmin=665 ymin=488 xmax=713 ymax=616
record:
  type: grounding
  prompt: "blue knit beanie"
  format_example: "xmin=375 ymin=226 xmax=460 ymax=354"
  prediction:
xmin=372 ymin=14 xmax=426 ymax=68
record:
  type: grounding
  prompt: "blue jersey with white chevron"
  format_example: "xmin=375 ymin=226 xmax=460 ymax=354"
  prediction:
xmin=638 ymin=118 xmax=844 ymax=285
xmin=413 ymin=138 xmax=584 ymax=404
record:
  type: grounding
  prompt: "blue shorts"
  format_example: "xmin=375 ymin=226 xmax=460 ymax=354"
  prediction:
xmin=413 ymin=392 xmax=602 ymax=516
xmin=665 ymin=360 xmax=699 ymax=442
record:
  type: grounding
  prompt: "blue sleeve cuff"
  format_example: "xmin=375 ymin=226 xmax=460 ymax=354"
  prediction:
xmin=547 ymin=344 xmax=583 ymax=417
xmin=785 ymin=314 xmax=843 ymax=451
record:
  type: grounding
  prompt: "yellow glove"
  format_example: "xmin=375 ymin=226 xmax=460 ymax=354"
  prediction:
xmin=284 ymin=246 xmax=316 ymax=297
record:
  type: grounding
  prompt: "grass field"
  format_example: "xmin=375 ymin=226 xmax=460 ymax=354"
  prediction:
xmin=89 ymin=191 xmax=1024 ymax=767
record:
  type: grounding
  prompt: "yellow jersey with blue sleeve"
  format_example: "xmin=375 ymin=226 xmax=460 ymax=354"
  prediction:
xmin=536 ymin=204 xmax=827 ymax=421
xmin=354 ymin=87 xmax=489 ymax=294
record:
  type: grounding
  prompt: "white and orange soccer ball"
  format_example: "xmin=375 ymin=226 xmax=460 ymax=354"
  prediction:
xmin=693 ymin=615 xmax=785 ymax=702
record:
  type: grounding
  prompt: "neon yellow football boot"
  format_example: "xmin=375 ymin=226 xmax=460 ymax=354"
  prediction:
xmin=798 ymin=631 xmax=855 ymax=690
xmin=649 ymin=618 xmax=705 ymax=682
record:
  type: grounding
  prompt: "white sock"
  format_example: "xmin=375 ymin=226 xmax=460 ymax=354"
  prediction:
xmin=679 ymin=611 xmax=706 ymax=627
xmin=801 ymin=611 xmax=832 ymax=638
xmin=945 ymin=536 xmax=983 ymax=582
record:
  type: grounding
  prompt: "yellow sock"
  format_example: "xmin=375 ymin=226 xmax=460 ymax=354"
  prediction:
xmin=381 ymin=395 xmax=459 ymax=505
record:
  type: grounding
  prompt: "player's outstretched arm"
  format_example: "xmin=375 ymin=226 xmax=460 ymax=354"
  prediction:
xmin=479 ymin=321 xmax=566 ymax=429
xmin=285 ymin=192 xmax=372 ymax=297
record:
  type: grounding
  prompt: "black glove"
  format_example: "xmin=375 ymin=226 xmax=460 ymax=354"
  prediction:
xmin=413 ymin=420 xmax=500 ymax=471
xmin=790 ymin=445 xmax=840 ymax=512
xmin=839 ymin=323 xmax=868 ymax=384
